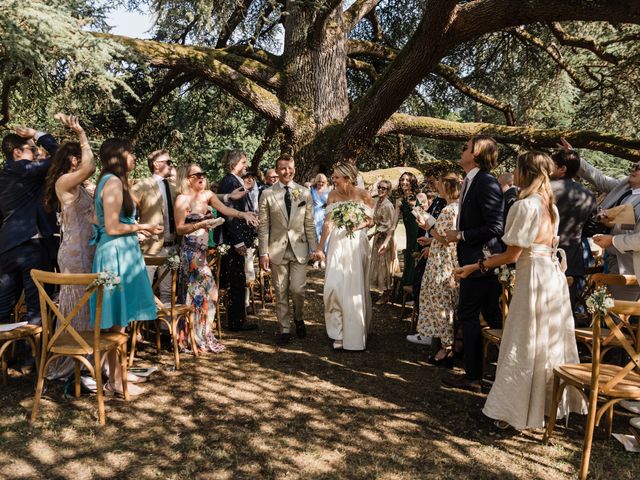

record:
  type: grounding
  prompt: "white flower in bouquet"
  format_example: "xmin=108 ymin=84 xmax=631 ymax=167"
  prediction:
xmin=88 ymin=271 xmax=121 ymax=291
xmin=165 ymin=254 xmax=181 ymax=271
xmin=330 ymin=201 xmax=367 ymax=238
xmin=585 ymin=286 xmax=614 ymax=316
xmin=494 ymin=265 xmax=515 ymax=290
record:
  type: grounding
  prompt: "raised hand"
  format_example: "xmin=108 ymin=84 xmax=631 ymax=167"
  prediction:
xmin=14 ymin=126 xmax=37 ymax=138
xmin=229 ymin=186 xmax=248 ymax=201
xmin=55 ymin=113 xmax=84 ymax=134
xmin=557 ymin=137 xmax=573 ymax=151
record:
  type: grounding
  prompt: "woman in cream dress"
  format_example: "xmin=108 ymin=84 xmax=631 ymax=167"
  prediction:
xmin=456 ymin=151 xmax=586 ymax=430
xmin=313 ymin=162 xmax=373 ymax=351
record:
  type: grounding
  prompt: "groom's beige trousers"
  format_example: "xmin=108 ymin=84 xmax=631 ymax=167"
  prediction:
xmin=271 ymin=244 xmax=307 ymax=333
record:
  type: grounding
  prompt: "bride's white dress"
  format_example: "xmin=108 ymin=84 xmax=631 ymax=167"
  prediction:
xmin=324 ymin=201 xmax=373 ymax=350
xmin=483 ymin=195 xmax=587 ymax=430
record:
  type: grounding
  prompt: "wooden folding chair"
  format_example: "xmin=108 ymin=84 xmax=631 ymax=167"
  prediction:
xmin=575 ymin=274 xmax=638 ymax=360
xmin=30 ymin=270 xmax=129 ymax=426
xmin=0 ymin=323 xmax=41 ymax=385
xmin=130 ymin=256 xmax=197 ymax=369
xmin=256 ymin=262 xmax=275 ymax=309
xmin=543 ymin=300 xmax=640 ymax=480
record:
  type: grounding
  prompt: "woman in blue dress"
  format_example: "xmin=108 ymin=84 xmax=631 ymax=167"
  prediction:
xmin=90 ymin=138 xmax=162 ymax=397
xmin=310 ymin=173 xmax=330 ymax=267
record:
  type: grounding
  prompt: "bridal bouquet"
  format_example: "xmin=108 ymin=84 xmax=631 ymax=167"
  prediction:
xmin=330 ymin=201 xmax=367 ymax=238
xmin=586 ymin=286 xmax=614 ymax=317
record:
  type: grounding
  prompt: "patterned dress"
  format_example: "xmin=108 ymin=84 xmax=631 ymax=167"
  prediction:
xmin=177 ymin=213 xmax=223 ymax=353
xmin=47 ymin=186 xmax=96 ymax=380
xmin=416 ymin=202 xmax=459 ymax=347
xmin=370 ymin=197 xmax=399 ymax=291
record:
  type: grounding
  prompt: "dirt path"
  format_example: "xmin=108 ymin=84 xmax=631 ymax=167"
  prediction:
xmin=0 ymin=270 xmax=637 ymax=479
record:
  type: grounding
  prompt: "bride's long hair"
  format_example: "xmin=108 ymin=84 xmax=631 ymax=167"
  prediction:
xmin=516 ymin=150 xmax=557 ymax=223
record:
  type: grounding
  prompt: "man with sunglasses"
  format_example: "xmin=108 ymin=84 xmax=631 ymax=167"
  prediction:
xmin=569 ymin=138 xmax=640 ymax=300
xmin=0 ymin=126 xmax=59 ymax=337
xmin=132 ymin=149 xmax=178 ymax=302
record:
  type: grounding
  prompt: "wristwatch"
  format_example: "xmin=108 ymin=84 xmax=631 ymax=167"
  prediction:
xmin=456 ymin=231 xmax=463 ymax=241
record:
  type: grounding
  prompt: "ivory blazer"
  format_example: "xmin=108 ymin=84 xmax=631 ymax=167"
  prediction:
xmin=131 ymin=176 xmax=177 ymax=255
xmin=258 ymin=182 xmax=318 ymax=264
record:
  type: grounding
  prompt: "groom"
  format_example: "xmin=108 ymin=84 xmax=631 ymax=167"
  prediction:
xmin=258 ymin=154 xmax=318 ymax=346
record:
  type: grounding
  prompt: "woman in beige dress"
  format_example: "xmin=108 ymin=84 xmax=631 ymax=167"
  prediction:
xmin=42 ymin=115 xmax=96 ymax=381
xmin=456 ymin=151 xmax=586 ymax=430
xmin=369 ymin=180 xmax=398 ymax=304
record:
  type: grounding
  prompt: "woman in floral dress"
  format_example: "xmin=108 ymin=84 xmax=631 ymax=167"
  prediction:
xmin=174 ymin=163 xmax=259 ymax=352
xmin=416 ymin=173 xmax=462 ymax=366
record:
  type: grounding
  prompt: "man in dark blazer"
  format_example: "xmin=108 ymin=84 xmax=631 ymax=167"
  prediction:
xmin=217 ymin=149 xmax=258 ymax=331
xmin=0 ymin=126 xmax=58 ymax=327
xmin=551 ymin=148 xmax=596 ymax=314
xmin=444 ymin=136 xmax=504 ymax=392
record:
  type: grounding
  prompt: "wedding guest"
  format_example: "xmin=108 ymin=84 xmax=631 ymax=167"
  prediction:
xmin=314 ymin=162 xmax=373 ymax=350
xmin=0 ymin=126 xmax=58 ymax=331
xmin=379 ymin=172 xmax=422 ymax=291
xmin=131 ymin=149 xmax=177 ymax=303
xmin=550 ymin=147 xmax=596 ymax=314
xmin=311 ymin=173 xmax=330 ymax=242
xmin=175 ymin=164 xmax=255 ymax=352
xmin=455 ymin=151 xmax=586 ymax=430
xmin=217 ymin=150 xmax=259 ymax=331
xmin=572 ymin=138 xmax=640 ymax=300
xmin=370 ymin=180 xmax=399 ymax=304
xmin=443 ymin=136 xmax=504 ymax=393
xmin=265 ymin=168 xmax=279 ymax=186
xmin=408 ymin=174 xmax=461 ymax=361
xmin=42 ymin=114 xmax=96 ymax=380
xmin=90 ymin=139 xmax=162 ymax=396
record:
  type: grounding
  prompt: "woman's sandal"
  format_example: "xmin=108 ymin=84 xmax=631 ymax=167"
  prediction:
xmin=332 ymin=340 xmax=343 ymax=350
xmin=494 ymin=420 xmax=510 ymax=430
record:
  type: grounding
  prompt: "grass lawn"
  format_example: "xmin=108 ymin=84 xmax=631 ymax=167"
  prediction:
xmin=0 ymin=270 xmax=638 ymax=479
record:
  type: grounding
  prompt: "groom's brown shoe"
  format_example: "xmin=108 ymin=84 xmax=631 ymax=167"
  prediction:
xmin=294 ymin=320 xmax=306 ymax=339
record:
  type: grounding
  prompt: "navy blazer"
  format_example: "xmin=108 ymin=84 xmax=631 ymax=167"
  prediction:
xmin=217 ymin=173 xmax=256 ymax=247
xmin=457 ymin=170 xmax=504 ymax=276
xmin=0 ymin=134 xmax=58 ymax=255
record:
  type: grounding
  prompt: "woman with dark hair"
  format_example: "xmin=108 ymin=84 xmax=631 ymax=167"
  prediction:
xmin=380 ymin=172 xmax=422 ymax=288
xmin=90 ymin=138 xmax=163 ymax=397
xmin=42 ymin=114 xmax=96 ymax=380
xmin=456 ymin=151 xmax=586 ymax=430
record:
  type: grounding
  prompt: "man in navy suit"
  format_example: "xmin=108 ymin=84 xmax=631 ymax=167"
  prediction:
xmin=443 ymin=136 xmax=504 ymax=393
xmin=217 ymin=149 xmax=258 ymax=331
xmin=0 ymin=126 xmax=59 ymax=326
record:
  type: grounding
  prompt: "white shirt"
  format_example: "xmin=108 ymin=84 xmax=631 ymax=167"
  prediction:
xmin=153 ymin=174 xmax=174 ymax=242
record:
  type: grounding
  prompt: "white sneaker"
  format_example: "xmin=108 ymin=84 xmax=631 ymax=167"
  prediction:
xmin=406 ymin=334 xmax=432 ymax=345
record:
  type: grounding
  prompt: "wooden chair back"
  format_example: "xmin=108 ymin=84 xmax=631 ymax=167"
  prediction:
xmin=30 ymin=270 xmax=103 ymax=357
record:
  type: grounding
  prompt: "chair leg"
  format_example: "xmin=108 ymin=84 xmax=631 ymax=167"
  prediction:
xmin=0 ymin=343 xmax=7 ymax=386
xmin=543 ymin=374 xmax=561 ymax=443
xmin=155 ymin=319 xmax=162 ymax=356
xmin=30 ymin=333 xmax=41 ymax=376
xmin=216 ymin=301 xmax=222 ymax=340
xmin=128 ymin=321 xmax=138 ymax=367
xmin=120 ymin=346 xmax=129 ymax=402
xmin=94 ymin=351 xmax=105 ymax=426
xmin=606 ymin=404 xmax=614 ymax=437
xmin=399 ymin=293 xmax=406 ymax=321
xmin=579 ymin=384 xmax=600 ymax=480
xmin=171 ymin=318 xmax=180 ymax=370
xmin=74 ymin=360 xmax=82 ymax=398
xmin=189 ymin=312 xmax=199 ymax=357
xmin=31 ymin=354 xmax=47 ymax=422
xmin=258 ymin=276 xmax=265 ymax=310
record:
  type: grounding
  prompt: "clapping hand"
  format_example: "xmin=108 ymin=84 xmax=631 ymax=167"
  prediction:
xmin=557 ymin=137 xmax=573 ymax=151
xmin=593 ymin=234 xmax=613 ymax=249
xmin=241 ymin=211 xmax=259 ymax=227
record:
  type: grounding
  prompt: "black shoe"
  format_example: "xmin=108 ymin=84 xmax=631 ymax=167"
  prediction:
xmin=426 ymin=350 xmax=454 ymax=369
xmin=442 ymin=375 xmax=482 ymax=393
xmin=294 ymin=320 xmax=306 ymax=339
xmin=227 ymin=322 xmax=258 ymax=332
xmin=275 ymin=333 xmax=291 ymax=346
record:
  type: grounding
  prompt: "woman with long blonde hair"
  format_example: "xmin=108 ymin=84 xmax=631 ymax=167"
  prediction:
xmin=456 ymin=151 xmax=586 ymax=430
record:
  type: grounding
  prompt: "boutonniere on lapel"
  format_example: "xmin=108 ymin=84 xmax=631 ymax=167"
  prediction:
xmin=291 ymin=188 xmax=303 ymax=202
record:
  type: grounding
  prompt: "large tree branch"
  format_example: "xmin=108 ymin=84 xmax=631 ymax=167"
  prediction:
xmin=216 ymin=0 xmax=255 ymax=48
xmin=380 ymin=114 xmax=640 ymax=161
xmin=251 ymin=121 xmax=279 ymax=171
xmin=548 ymin=22 xmax=620 ymax=64
xmin=100 ymin=34 xmax=302 ymax=132
xmin=343 ymin=0 xmax=382 ymax=31
xmin=338 ymin=0 xmax=640 ymax=157
xmin=508 ymin=27 xmax=599 ymax=92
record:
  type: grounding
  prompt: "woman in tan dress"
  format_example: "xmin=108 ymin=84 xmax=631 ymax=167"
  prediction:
xmin=370 ymin=180 xmax=399 ymax=304
xmin=42 ymin=115 xmax=96 ymax=380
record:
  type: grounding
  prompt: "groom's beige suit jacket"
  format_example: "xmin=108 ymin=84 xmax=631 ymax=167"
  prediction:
xmin=258 ymin=182 xmax=318 ymax=263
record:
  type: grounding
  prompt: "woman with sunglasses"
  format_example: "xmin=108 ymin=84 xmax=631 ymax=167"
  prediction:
xmin=174 ymin=164 xmax=259 ymax=353
xmin=369 ymin=180 xmax=399 ymax=304
xmin=42 ymin=114 xmax=96 ymax=381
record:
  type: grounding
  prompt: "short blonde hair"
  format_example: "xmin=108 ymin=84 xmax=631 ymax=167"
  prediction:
xmin=314 ymin=173 xmax=327 ymax=186
xmin=177 ymin=163 xmax=207 ymax=195
xmin=333 ymin=162 xmax=359 ymax=185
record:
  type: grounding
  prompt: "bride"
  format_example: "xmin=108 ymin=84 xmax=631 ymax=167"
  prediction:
xmin=313 ymin=162 xmax=374 ymax=350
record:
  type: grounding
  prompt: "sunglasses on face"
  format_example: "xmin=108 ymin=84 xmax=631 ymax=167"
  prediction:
xmin=22 ymin=145 xmax=38 ymax=153
xmin=269 ymin=175 xmax=279 ymax=179
xmin=157 ymin=159 xmax=173 ymax=166
xmin=378 ymin=186 xmax=388 ymax=191
xmin=189 ymin=172 xmax=206 ymax=179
